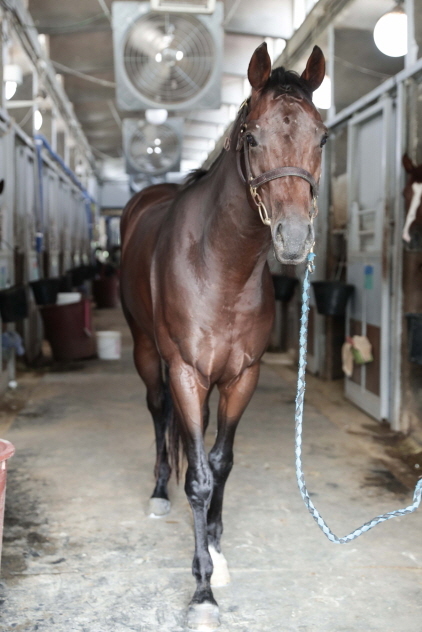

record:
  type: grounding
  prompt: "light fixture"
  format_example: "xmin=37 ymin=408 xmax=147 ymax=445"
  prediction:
xmin=34 ymin=110 xmax=43 ymax=131
xmin=145 ymin=109 xmax=168 ymax=125
xmin=154 ymin=138 xmax=161 ymax=145
xmin=4 ymin=64 xmax=22 ymax=100
xmin=373 ymin=2 xmax=407 ymax=57
xmin=313 ymin=75 xmax=331 ymax=110
xmin=154 ymin=146 xmax=162 ymax=154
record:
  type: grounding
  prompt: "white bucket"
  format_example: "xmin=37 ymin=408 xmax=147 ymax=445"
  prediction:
xmin=97 ymin=331 xmax=121 ymax=360
xmin=57 ymin=292 xmax=81 ymax=306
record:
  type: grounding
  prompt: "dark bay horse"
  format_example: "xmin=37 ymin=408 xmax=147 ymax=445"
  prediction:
xmin=120 ymin=43 xmax=327 ymax=630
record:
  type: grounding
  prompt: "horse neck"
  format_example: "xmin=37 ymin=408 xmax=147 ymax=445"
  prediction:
xmin=200 ymin=145 xmax=272 ymax=285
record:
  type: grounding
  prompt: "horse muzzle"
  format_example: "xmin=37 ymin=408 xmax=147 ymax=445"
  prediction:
xmin=272 ymin=218 xmax=315 ymax=265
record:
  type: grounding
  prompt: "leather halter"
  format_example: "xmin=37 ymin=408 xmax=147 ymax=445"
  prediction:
xmin=232 ymin=100 xmax=319 ymax=227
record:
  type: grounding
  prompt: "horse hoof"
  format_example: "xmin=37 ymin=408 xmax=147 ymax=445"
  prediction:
xmin=148 ymin=497 xmax=171 ymax=517
xmin=187 ymin=603 xmax=220 ymax=631
xmin=209 ymin=545 xmax=231 ymax=587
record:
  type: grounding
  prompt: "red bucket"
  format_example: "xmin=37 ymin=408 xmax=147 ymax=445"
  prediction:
xmin=0 ymin=439 xmax=15 ymax=569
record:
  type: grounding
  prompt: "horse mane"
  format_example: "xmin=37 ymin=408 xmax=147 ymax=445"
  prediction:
xmin=179 ymin=67 xmax=312 ymax=192
xmin=180 ymin=168 xmax=208 ymax=190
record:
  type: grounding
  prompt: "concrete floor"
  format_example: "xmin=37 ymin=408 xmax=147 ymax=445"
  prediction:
xmin=1 ymin=308 xmax=422 ymax=632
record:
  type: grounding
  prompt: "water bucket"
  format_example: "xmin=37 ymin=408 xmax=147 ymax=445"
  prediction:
xmin=272 ymin=275 xmax=299 ymax=302
xmin=40 ymin=299 xmax=96 ymax=361
xmin=0 ymin=285 xmax=28 ymax=322
xmin=405 ymin=314 xmax=422 ymax=365
xmin=0 ymin=439 xmax=15 ymax=569
xmin=57 ymin=292 xmax=81 ymax=306
xmin=312 ymin=281 xmax=354 ymax=316
xmin=30 ymin=278 xmax=61 ymax=306
xmin=97 ymin=331 xmax=121 ymax=360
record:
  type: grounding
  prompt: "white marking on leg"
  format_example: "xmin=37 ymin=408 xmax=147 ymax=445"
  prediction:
xmin=209 ymin=545 xmax=231 ymax=587
xmin=148 ymin=497 xmax=171 ymax=517
xmin=403 ymin=182 xmax=422 ymax=242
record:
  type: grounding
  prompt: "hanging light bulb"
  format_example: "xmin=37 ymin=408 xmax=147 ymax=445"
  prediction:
xmin=313 ymin=76 xmax=331 ymax=110
xmin=5 ymin=81 xmax=17 ymax=100
xmin=373 ymin=2 xmax=407 ymax=57
xmin=34 ymin=110 xmax=43 ymax=131
xmin=4 ymin=64 xmax=22 ymax=100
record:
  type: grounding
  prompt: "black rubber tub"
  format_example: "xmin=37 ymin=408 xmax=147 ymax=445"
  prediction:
xmin=406 ymin=314 xmax=422 ymax=365
xmin=0 ymin=285 xmax=28 ymax=322
xmin=30 ymin=278 xmax=61 ymax=306
xmin=272 ymin=275 xmax=299 ymax=302
xmin=312 ymin=281 xmax=354 ymax=316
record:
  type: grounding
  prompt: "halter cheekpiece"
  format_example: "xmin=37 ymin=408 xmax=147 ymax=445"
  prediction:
xmin=230 ymin=99 xmax=319 ymax=227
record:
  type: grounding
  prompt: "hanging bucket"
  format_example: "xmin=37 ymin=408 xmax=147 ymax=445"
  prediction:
xmin=312 ymin=281 xmax=354 ymax=316
xmin=40 ymin=298 xmax=96 ymax=361
xmin=0 ymin=285 xmax=28 ymax=322
xmin=93 ymin=276 xmax=120 ymax=309
xmin=405 ymin=314 xmax=422 ymax=365
xmin=97 ymin=331 xmax=122 ymax=360
xmin=68 ymin=266 xmax=88 ymax=287
xmin=272 ymin=275 xmax=299 ymax=302
xmin=58 ymin=273 xmax=73 ymax=293
xmin=0 ymin=439 xmax=15 ymax=569
xmin=30 ymin=278 xmax=61 ymax=306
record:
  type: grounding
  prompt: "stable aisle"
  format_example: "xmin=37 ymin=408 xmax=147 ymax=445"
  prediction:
xmin=1 ymin=309 xmax=422 ymax=632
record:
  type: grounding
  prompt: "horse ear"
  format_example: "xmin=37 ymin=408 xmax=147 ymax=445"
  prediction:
xmin=301 ymin=46 xmax=325 ymax=92
xmin=248 ymin=43 xmax=272 ymax=92
xmin=403 ymin=154 xmax=415 ymax=173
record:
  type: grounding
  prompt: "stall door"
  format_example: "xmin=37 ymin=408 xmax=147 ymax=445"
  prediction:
xmin=346 ymin=100 xmax=393 ymax=421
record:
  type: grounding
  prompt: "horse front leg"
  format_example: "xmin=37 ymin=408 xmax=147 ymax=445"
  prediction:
xmin=168 ymin=361 xmax=219 ymax=630
xmin=207 ymin=365 xmax=260 ymax=587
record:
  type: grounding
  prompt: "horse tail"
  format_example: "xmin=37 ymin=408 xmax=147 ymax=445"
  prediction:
xmin=164 ymin=365 xmax=181 ymax=483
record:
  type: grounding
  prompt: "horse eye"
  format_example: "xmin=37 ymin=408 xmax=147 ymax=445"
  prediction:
xmin=246 ymin=133 xmax=257 ymax=147
xmin=320 ymin=134 xmax=328 ymax=148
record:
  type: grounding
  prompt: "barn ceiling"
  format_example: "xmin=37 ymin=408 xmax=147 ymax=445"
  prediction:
xmin=24 ymin=0 xmax=406 ymax=183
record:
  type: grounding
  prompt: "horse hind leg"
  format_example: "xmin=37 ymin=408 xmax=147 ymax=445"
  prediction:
xmin=133 ymin=334 xmax=172 ymax=517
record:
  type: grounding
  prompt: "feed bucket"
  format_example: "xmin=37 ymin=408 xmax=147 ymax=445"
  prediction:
xmin=30 ymin=278 xmax=61 ymax=306
xmin=272 ymin=275 xmax=299 ymax=302
xmin=0 ymin=285 xmax=28 ymax=322
xmin=0 ymin=439 xmax=15 ymax=569
xmin=40 ymin=298 xmax=96 ymax=361
xmin=406 ymin=314 xmax=422 ymax=365
xmin=97 ymin=331 xmax=121 ymax=360
xmin=312 ymin=281 xmax=354 ymax=316
xmin=92 ymin=276 xmax=119 ymax=309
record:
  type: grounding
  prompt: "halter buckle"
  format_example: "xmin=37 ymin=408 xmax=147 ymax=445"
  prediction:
xmin=250 ymin=186 xmax=271 ymax=226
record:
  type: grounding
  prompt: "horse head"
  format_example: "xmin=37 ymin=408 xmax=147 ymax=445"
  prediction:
xmin=242 ymin=43 xmax=327 ymax=264
xmin=402 ymin=154 xmax=422 ymax=242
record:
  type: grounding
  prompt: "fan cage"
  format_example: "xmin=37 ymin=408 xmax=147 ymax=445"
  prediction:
xmin=123 ymin=12 xmax=215 ymax=106
xmin=125 ymin=120 xmax=182 ymax=175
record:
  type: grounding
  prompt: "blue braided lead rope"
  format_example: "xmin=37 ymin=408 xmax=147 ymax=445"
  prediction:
xmin=295 ymin=251 xmax=422 ymax=544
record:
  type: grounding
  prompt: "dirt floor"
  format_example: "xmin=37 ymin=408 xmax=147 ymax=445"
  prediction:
xmin=1 ymin=307 xmax=422 ymax=632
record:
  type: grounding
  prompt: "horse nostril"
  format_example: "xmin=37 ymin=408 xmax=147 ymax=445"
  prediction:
xmin=275 ymin=222 xmax=284 ymax=245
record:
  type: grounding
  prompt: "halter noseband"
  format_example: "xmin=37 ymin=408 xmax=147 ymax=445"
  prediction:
xmin=233 ymin=100 xmax=319 ymax=227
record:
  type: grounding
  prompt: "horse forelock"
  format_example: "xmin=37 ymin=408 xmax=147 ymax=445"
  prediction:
xmin=263 ymin=67 xmax=313 ymax=102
